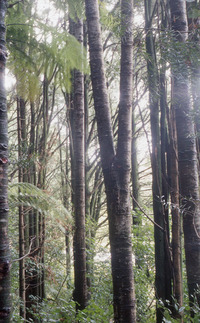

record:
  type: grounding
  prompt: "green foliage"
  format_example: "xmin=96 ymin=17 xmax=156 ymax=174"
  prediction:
xmin=47 ymin=32 xmax=88 ymax=91
xmin=132 ymin=209 xmax=155 ymax=322
xmin=6 ymin=1 xmax=40 ymax=101
xmin=157 ymin=291 xmax=200 ymax=323
xmin=6 ymin=1 xmax=88 ymax=99
xmin=50 ymin=0 xmax=85 ymax=20
xmin=67 ymin=0 xmax=85 ymax=20
xmin=16 ymin=257 xmax=113 ymax=322
xmin=81 ymin=260 xmax=113 ymax=322
xmin=187 ymin=2 xmax=200 ymax=19
xmin=158 ymin=29 xmax=200 ymax=78
xmin=100 ymin=1 xmax=121 ymax=36
xmin=8 ymin=182 xmax=72 ymax=229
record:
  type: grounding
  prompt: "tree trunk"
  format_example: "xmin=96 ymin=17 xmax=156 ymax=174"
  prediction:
xmin=170 ymin=0 xmax=200 ymax=309
xmin=0 ymin=1 xmax=11 ymax=321
xmin=85 ymin=0 xmax=136 ymax=321
xmin=144 ymin=1 xmax=172 ymax=320
xmin=187 ymin=1 xmax=200 ymax=183
xmin=168 ymin=102 xmax=183 ymax=313
xmin=131 ymin=108 xmax=139 ymax=219
xmin=25 ymin=76 xmax=50 ymax=321
xmin=70 ymin=17 xmax=88 ymax=310
xmin=17 ymin=98 xmax=26 ymax=319
xmin=58 ymin=115 xmax=71 ymax=279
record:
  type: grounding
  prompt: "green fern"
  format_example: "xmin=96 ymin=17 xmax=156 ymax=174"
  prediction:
xmin=8 ymin=182 xmax=73 ymax=230
xmin=7 ymin=1 xmax=88 ymax=98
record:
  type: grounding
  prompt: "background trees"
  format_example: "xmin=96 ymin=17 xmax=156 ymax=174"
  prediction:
xmin=2 ymin=0 xmax=200 ymax=322
xmin=0 ymin=1 xmax=11 ymax=322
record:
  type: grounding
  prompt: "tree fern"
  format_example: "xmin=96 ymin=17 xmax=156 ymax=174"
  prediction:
xmin=6 ymin=1 xmax=88 ymax=98
xmin=8 ymin=182 xmax=73 ymax=231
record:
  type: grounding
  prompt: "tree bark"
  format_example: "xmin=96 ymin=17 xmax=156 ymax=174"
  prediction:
xmin=0 ymin=1 xmax=11 ymax=321
xmin=168 ymin=102 xmax=183 ymax=312
xmin=170 ymin=0 xmax=200 ymax=308
xmin=187 ymin=1 xmax=200 ymax=185
xmin=17 ymin=98 xmax=26 ymax=319
xmin=85 ymin=0 xmax=136 ymax=321
xmin=70 ymin=17 xmax=88 ymax=310
xmin=144 ymin=1 xmax=172 ymax=320
xmin=131 ymin=108 xmax=139 ymax=219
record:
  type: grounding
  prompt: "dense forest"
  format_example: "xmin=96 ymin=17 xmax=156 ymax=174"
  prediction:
xmin=0 ymin=0 xmax=200 ymax=322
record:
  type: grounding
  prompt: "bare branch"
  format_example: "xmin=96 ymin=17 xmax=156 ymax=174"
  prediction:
xmin=132 ymin=195 xmax=165 ymax=232
xmin=12 ymin=236 xmax=36 ymax=262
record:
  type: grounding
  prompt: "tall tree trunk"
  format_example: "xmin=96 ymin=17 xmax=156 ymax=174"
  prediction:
xmin=159 ymin=2 xmax=173 ymax=309
xmin=84 ymin=72 xmax=92 ymax=295
xmin=65 ymin=109 xmax=71 ymax=279
xmin=85 ymin=0 xmax=136 ymax=322
xmin=37 ymin=75 xmax=51 ymax=303
xmin=17 ymin=98 xmax=26 ymax=319
xmin=131 ymin=108 xmax=139 ymax=219
xmin=168 ymin=103 xmax=183 ymax=313
xmin=70 ymin=17 xmax=88 ymax=310
xmin=187 ymin=1 xmax=200 ymax=181
xmin=144 ymin=1 xmax=172 ymax=321
xmin=25 ymin=76 xmax=49 ymax=321
xmin=58 ymin=117 xmax=71 ymax=279
xmin=170 ymin=0 xmax=200 ymax=309
xmin=0 ymin=1 xmax=11 ymax=321
xmin=25 ymin=100 xmax=40 ymax=322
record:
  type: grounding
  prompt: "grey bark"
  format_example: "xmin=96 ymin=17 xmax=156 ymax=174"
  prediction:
xmin=70 ymin=17 xmax=88 ymax=310
xmin=170 ymin=0 xmax=200 ymax=308
xmin=85 ymin=0 xmax=136 ymax=321
xmin=144 ymin=1 xmax=172 ymax=321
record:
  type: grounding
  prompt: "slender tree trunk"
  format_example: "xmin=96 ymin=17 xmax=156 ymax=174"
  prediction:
xmin=58 ymin=117 xmax=71 ymax=278
xmin=25 ymin=101 xmax=38 ymax=321
xmin=85 ymin=81 xmax=92 ymax=295
xmin=131 ymin=109 xmax=139 ymax=218
xmin=168 ymin=101 xmax=183 ymax=313
xmin=0 ymin=1 xmax=11 ymax=321
xmin=26 ymin=77 xmax=49 ymax=321
xmin=187 ymin=1 xmax=200 ymax=180
xmin=144 ymin=1 xmax=172 ymax=320
xmin=70 ymin=17 xmax=88 ymax=310
xmin=160 ymin=4 xmax=183 ymax=309
xmin=170 ymin=0 xmax=200 ymax=309
xmin=159 ymin=5 xmax=173 ymax=307
xmin=112 ymin=2 xmax=136 ymax=320
xmin=17 ymin=98 xmax=26 ymax=319
xmin=65 ymin=120 xmax=71 ymax=279
xmin=85 ymin=0 xmax=136 ymax=321
xmin=37 ymin=76 xmax=50 ymax=303
xmin=17 ymin=96 xmax=38 ymax=321
xmin=192 ymin=68 xmax=200 ymax=175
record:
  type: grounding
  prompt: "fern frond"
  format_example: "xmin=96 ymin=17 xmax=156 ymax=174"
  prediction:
xmin=8 ymin=183 xmax=73 ymax=228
